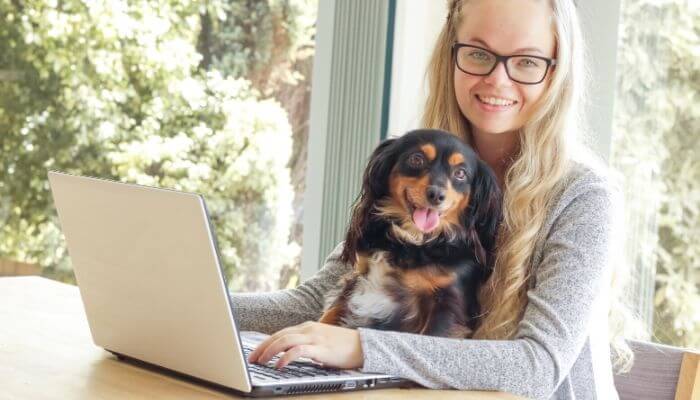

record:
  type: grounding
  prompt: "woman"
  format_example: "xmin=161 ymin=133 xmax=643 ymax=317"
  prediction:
xmin=238 ymin=0 xmax=631 ymax=398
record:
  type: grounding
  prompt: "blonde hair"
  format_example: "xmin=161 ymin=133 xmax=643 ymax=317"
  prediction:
xmin=422 ymin=0 xmax=636 ymax=370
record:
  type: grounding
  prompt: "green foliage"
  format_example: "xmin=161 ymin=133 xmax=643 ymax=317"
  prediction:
xmin=611 ymin=0 xmax=699 ymax=348
xmin=0 ymin=0 xmax=300 ymax=291
xmin=197 ymin=0 xmax=318 ymax=289
xmin=198 ymin=0 xmax=317 ymax=96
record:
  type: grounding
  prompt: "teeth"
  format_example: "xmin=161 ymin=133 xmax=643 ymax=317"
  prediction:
xmin=478 ymin=95 xmax=516 ymax=106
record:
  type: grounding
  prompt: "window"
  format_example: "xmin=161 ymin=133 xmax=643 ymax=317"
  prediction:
xmin=0 ymin=1 xmax=318 ymax=292
xmin=609 ymin=0 xmax=699 ymax=348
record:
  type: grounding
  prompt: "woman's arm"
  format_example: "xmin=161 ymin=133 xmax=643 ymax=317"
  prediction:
xmin=358 ymin=178 xmax=616 ymax=400
xmin=230 ymin=242 xmax=351 ymax=334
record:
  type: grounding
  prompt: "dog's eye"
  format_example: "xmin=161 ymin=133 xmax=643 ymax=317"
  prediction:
xmin=407 ymin=153 xmax=425 ymax=168
xmin=453 ymin=168 xmax=467 ymax=181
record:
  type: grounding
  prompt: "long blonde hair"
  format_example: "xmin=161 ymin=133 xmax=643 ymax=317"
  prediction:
xmin=422 ymin=0 xmax=635 ymax=370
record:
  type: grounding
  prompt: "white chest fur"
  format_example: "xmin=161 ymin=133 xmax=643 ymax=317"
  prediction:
xmin=339 ymin=252 xmax=400 ymax=328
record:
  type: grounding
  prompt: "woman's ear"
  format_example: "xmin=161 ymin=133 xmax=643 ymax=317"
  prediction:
xmin=462 ymin=160 xmax=503 ymax=269
xmin=340 ymin=138 xmax=398 ymax=265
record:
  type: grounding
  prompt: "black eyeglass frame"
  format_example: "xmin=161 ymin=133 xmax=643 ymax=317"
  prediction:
xmin=452 ymin=42 xmax=557 ymax=85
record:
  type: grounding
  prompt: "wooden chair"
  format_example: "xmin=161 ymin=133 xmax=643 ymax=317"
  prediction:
xmin=614 ymin=339 xmax=700 ymax=400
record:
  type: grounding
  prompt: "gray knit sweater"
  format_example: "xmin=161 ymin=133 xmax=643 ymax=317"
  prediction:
xmin=230 ymin=161 xmax=620 ymax=400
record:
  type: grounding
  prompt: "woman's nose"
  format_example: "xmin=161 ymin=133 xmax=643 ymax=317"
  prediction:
xmin=483 ymin=61 xmax=511 ymax=86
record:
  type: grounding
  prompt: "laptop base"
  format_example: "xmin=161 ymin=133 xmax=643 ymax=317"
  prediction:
xmin=106 ymin=349 xmax=415 ymax=397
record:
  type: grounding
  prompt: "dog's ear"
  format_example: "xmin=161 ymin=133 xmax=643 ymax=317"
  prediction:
xmin=462 ymin=159 xmax=503 ymax=269
xmin=341 ymin=138 xmax=398 ymax=265
xmin=364 ymin=137 xmax=400 ymax=199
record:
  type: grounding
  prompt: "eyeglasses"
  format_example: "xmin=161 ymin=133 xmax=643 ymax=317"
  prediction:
xmin=452 ymin=43 xmax=557 ymax=85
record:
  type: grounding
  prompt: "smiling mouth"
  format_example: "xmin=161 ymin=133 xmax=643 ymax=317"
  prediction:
xmin=475 ymin=94 xmax=518 ymax=107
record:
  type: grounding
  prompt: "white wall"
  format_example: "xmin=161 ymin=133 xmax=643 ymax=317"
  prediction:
xmin=386 ymin=1 xmax=445 ymax=138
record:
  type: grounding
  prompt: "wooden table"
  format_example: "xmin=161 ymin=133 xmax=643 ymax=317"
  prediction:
xmin=0 ymin=276 xmax=525 ymax=399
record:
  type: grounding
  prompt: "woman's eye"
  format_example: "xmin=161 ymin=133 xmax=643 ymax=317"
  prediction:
xmin=407 ymin=153 xmax=425 ymax=168
xmin=453 ymin=168 xmax=467 ymax=180
xmin=468 ymin=50 xmax=490 ymax=61
xmin=517 ymin=57 xmax=540 ymax=68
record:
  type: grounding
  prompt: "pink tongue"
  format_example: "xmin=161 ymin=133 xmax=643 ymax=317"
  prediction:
xmin=412 ymin=208 xmax=440 ymax=233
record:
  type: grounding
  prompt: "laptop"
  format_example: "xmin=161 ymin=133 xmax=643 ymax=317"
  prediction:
xmin=47 ymin=171 xmax=412 ymax=397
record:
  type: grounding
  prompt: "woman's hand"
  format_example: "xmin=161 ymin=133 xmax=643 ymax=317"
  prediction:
xmin=247 ymin=321 xmax=364 ymax=370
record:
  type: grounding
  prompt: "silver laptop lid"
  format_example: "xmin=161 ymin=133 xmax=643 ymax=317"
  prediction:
xmin=48 ymin=171 xmax=252 ymax=392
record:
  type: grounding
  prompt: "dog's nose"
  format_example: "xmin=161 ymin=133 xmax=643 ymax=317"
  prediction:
xmin=426 ymin=185 xmax=446 ymax=206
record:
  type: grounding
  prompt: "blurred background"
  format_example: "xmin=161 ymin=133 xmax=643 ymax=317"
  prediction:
xmin=1 ymin=0 xmax=318 ymax=293
xmin=0 ymin=0 xmax=697 ymax=349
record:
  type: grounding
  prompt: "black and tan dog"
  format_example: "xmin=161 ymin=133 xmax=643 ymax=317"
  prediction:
xmin=319 ymin=129 xmax=502 ymax=338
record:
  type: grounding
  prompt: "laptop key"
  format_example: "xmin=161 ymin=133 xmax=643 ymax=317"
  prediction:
xmin=244 ymin=344 xmax=349 ymax=379
xmin=248 ymin=366 xmax=278 ymax=377
xmin=250 ymin=364 xmax=299 ymax=380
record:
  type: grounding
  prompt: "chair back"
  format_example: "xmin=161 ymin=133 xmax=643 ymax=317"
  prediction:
xmin=614 ymin=339 xmax=699 ymax=400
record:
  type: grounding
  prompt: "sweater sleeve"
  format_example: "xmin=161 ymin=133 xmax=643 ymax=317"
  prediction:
xmin=357 ymin=180 xmax=615 ymax=400
xmin=230 ymin=241 xmax=351 ymax=334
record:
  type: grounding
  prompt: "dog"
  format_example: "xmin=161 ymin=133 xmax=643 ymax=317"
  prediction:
xmin=318 ymin=129 xmax=502 ymax=338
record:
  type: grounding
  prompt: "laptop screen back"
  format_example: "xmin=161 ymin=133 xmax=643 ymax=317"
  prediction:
xmin=48 ymin=171 xmax=252 ymax=392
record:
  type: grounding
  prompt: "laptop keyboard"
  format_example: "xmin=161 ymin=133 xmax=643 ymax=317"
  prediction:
xmin=242 ymin=345 xmax=348 ymax=381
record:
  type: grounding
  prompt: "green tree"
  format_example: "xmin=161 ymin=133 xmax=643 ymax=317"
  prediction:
xmin=197 ymin=0 xmax=318 ymax=288
xmin=197 ymin=0 xmax=317 ymax=96
xmin=0 ymin=0 xmax=299 ymax=291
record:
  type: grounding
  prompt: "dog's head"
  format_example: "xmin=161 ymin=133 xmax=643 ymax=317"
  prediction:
xmin=341 ymin=129 xmax=502 ymax=268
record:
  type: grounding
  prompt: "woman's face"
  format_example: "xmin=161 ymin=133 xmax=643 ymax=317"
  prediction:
xmin=453 ymin=0 xmax=556 ymax=137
